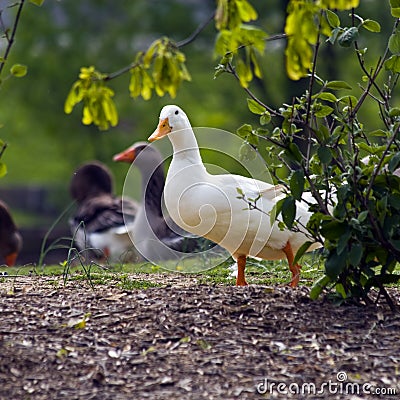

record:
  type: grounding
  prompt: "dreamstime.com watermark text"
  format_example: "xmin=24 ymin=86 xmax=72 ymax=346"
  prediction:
xmin=257 ymin=371 xmax=397 ymax=396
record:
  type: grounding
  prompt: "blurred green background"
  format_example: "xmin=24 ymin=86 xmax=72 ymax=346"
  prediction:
xmin=0 ymin=0 xmax=395 ymax=262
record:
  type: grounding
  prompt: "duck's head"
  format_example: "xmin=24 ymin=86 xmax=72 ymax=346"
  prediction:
xmin=113 ymin=141 xmax=162 ymax=168
xmin=148 ymin=105 xmax=190 ymax=142
xmin=70 ymin=161 xmax=113 ymax=203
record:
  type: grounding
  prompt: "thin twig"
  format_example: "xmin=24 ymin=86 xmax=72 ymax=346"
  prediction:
xmin=177 ymin=11 xmax=215 ymax=47
xmin=0 ymin=0 xmax=25 ymax=77
xmin=365 ymin=123 xmax=400 ymax=200
xmin=226 ymin=61 xmax=280 ymax=117
xmin=105 ymin=11 xmax=216 ymax=81
xmin=349 ymin=19 xmax=400 ymax=122
xmin=0 ymin=142 xmax=7 ymax=159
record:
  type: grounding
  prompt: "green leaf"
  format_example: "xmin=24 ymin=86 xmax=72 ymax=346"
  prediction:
xmin=236 ymin=0 xmax=258 ymax=23
xmin=327 ymin=27 xmax=340 ymax=44
xmin=102 ymin=98 xmax=118 ymax=127
xmin=326 ymin=80 xmax=352 ymax=90
xmin=384 ymin=55 xmax=400 ymax=73
xmin=288 ymin=142 xmax=303 ymax=162
xmin=357 ymin=211 xmax=369 ymax=222
xmin=0 ymin=162 xmax=7 ymax=177
xmin=348 ymin=242 xmax=363 ymax=267
xmin=236 ymin=123 xmax=253 ymax=138
xmin=290 ymin=169 xmax=305 ymax=201
xmin=320 ymin=220 xmax=348 ymax=240
xmin=369 ymin=129 xmax=387 ymax=138
xmin=389 ymin=153 xmax=400 ymax=172
xmin=312 ymin=92 xmax=338 ymax=103
xmin=270 ymin=197 xmax=285 ymax=225
xmin=390 ymin=0 xmax=400 ymax=18
xmin=314 ymin=105 xmax=334 ymax=118
xmin=317 ymin=146 xmax=333 ymax=164
xmin=10 ymin=64 xmax=27 ymax=78
xmin=282 ymin=196 xmax=296 ymax=229
xmin=250 ymin=48 xmax=262 ymax=78
xmin=338 ymin=27 xmax=359 ymax=47
xmin=389 ymin=31 xmax=400 ymax=54
xmin=325 ymin=249 xmax=347 ymax=279
xmin=247 ymin=98 xmax=266 ymax=115
xmin=337 ymin=229 xmax=351 ymax=255
xmin=335 ymin=283 xmax=348 ymax=299
xmin=325 ymin=10 xmax=340 ymax=28
xmin=247 ymin=131 xmax=259 ymax=146
xmin=389 ymin=107 xmax=400 ymax=117
xmin=238 ymin=25 xmax=267 ymax=53
xmin=319 ymin=0 xmax=359 ymax=10
xmin=284 ymin=1 xmax=318 ymax=80
xmin=361 ymin=19 xmax=381 ymax=33
xmin=29 ymin=0 xmax=45 ymax=6
xmin=260 ymin=112 xmax=271 ymax=125
xmin=293 ymin=241 xmax=314 ymax=266
xmin=310 ymin=275 xmax=331 ymax=300
xmin=338 ymin=95 xmax=358 ymax=107
xmin=236 ymin=57 xmax=252 ymax=88
xmin=141 ymin=68 xmax=154 ymax=100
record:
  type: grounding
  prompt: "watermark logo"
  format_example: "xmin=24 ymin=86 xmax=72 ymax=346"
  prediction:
xmin=256 ymin=371 xmax=397 ymax=396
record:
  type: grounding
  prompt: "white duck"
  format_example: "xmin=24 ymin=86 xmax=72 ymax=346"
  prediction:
xmin=148 ymin=105 xmax=321 ymax=286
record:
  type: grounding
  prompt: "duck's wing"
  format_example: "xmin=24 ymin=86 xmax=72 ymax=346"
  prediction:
xmin=119 ymin=196 xmax=139 ymax=224
xmin=71 ymin=195 xmax=137 ymax=234
xmin=259 ymin=184 xmax=286 ymax=200
xmin=219 ymin=173 xmax=284 ymax=201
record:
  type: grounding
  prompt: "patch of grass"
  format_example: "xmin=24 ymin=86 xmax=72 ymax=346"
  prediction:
xmin=195 ymin=252 xmax=325 ymax=287
xmin=0 ymin=252 xmax=326 ymax=288
xmin=117 ymin=276 xmax=161 ymax=290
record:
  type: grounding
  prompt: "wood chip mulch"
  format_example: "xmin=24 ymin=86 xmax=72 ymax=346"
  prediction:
xmin=0 ymin=275 xmax=399 ymax=399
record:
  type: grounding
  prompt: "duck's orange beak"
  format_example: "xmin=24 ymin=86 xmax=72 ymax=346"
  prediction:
xmin=148 ymin=117 xmax=171 ymax=142
xmin=113 ymin=147 xmax=136 ymax=163
xmin=5 ymin=251 xmax=18 ymax=267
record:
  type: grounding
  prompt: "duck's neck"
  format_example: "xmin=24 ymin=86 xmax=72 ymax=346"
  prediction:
xmin=169 ymin=128 xmax=204 ymax=167
xmin=143 ymin=164 xmax=165 ymax=217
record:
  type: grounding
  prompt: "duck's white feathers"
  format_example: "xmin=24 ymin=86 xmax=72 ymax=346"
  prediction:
xmin=151 ymin=105 xmax=321 ymax=266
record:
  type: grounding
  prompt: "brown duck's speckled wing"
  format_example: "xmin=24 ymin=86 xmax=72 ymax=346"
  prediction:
xmin=70 ymin=195 xmax=138 ymax=234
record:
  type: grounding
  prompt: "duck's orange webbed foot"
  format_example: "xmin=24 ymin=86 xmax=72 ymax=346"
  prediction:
xmin=282 ymin=241 xmax=302 ymax=288
xmin=236 ymin=254 xmax=248 ymax=286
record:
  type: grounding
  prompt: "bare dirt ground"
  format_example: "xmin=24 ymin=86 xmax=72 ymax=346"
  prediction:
xmin=1 ymin=274 xmax=399 ymax=399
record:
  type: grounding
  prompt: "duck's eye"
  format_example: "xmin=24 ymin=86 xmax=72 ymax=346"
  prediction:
xmin=175 ymin=110 xmax=179 ymax=115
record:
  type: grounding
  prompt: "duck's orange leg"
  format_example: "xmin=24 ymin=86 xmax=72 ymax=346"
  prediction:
xmin=282 ymin=241 xmax=302 ymax=288
xmin=236 ymin=254 xmax=248 ymax=286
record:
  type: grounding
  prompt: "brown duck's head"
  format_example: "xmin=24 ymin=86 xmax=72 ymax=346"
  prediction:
xmin=70 ymin=161 xmax=114 ymax=203
xmin=0 ymin=200 xmax=23 ymax=267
